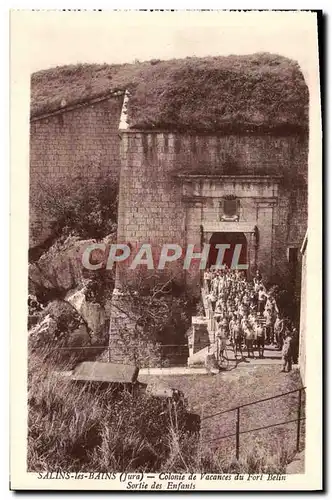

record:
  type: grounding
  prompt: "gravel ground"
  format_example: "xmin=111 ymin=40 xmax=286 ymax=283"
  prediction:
xmin=139 ymin=365 xmax=305 ymax=467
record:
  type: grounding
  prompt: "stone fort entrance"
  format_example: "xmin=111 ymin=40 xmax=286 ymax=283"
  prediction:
xmin=179 ymin=174 xmax=284 ymax=293
xmin=208 ymin=232 xmax=248 ymax=270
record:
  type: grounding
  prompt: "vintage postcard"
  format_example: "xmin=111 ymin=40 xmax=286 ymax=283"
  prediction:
xmin=10 ymin=9 xmax=322 ymax=491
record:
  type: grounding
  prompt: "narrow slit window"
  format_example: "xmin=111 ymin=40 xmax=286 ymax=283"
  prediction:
xmin=287 ymin=247 xmax=298 ymax=264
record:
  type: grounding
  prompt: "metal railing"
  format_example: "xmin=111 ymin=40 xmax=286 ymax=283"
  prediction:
xmin=201 ymin=387 xmax=306 ymax=460
xmin=32 ymin=343 xmax=193 ymax=363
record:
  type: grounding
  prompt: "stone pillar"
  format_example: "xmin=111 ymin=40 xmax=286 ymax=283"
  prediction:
xmin=246 ymin=231 xmax=257 ymax=279
xmin=256 ymin=202 xmax=274 ymax=279
xmin=185 ymin=201 xmax=203 ymax=296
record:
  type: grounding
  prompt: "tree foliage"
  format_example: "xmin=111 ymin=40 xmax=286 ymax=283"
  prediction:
xmin=111 ymin=275 xmax=197 ymax=367
xmin=33 ymin=174 xmax=118 ymax=240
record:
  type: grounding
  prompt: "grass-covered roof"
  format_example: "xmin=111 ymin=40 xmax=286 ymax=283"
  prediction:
xmin=31 ymin=53 xmax=309 ymax=133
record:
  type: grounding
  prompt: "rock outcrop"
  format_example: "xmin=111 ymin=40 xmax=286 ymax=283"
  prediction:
xmin=28 ymin=235 xmax=96 ymax=298
xmin=66 ymin=285 xmax=110 ymax=344
xmin=28 ymin=232 xmax=116 ymax=364
xmin=28 ymin=300 xmax=91 ymax=364
xmin=29 ymin=233 xmax=116 ymax=296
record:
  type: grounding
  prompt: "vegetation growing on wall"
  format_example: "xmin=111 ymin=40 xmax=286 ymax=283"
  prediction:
xmin=31 ymin=53 xmax=309 ymax=133
xmin=111 ymin=276 xmax=196 ymax=367
xmin=32 ymin=174 xmax=118 ymax=240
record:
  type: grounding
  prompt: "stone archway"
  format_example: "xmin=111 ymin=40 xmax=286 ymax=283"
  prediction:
xmin=208 ymin=231 xmax=248 ymax=270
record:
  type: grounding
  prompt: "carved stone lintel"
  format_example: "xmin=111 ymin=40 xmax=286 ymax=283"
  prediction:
xmin=254 ymin=197 xmax=278 ymax=207
xmin=182 ymin=195 xmax=205 ymax=207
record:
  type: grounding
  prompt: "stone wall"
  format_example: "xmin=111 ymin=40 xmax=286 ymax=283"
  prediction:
xmin=29 ymin=95 xmax=123 ymax=247
xmin=116 ymin=133 xmax=187 ymax=286
xmin=116 ymin=131 xmax=308 ymax=290
xmin=299 ymin=234 xmax=307 ymax=384
xmin=187 ymin=177 xmax=280 ymax=286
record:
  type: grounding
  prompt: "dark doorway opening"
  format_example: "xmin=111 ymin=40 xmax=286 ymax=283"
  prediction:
xmin=208 ymin=232 xmax=248 ymax=270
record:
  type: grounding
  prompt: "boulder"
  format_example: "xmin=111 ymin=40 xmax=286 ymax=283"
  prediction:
xmin=29 ymin=235 xmax=94 ymax=296
xmin=28 ymin=234 xmax=115 ymax=300
xmin=28 ymin=299 xmax=91 ymax=355
xmin=29 ymin=314 xmax=58 ymax=348
xmin=66 ymin=285 xmax=109 ymax=342
xmin=28 ymin=294 xmax=44 ymax=329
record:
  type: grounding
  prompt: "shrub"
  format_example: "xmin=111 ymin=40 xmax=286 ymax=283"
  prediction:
xmin=85 ymin=269 xmax=115 ymax=307
xmin=28 ymin=353 xmax=190 ymax=472
xmin=28 ymin=353 xmax=295 ymax=473
xmin=112 ymin=276 xmax=197 ymax=367
xmin=33 ymin=175 xmax=118 ymax=240
xmin=28 ymin=300 xmax=92 ymax=368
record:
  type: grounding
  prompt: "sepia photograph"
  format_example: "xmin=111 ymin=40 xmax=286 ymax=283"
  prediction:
xmin=10 ymin=8 xmax=322 ymax=491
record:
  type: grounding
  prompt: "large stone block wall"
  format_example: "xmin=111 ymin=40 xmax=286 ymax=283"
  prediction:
xmin=299 ymin=239 xmax=307 ymax=384
xmin=29 ymin=95 xmax=123 ymax=247
xmin=116 ymin=133 xmax=187 ymax=285
xmin=111 ymin=130 xmax=308 ymax=362
xmin=119 ymin=133 xmax=307 ymax=177
xmin=117 ymin=131 xmax=308 ymax=288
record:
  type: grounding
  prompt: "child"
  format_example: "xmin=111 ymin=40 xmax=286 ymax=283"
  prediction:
xmin=263 ymin=309 xmax=274 ymax=345
xmin=281 ymin=331 xmax=293 ymax=372
xmin=232 ymin=319 xmax=243 ymax=359
xmin=204 ymin=269 xmax=212 ymax=291
xmin=244 ymin=321 xmax=255 ymax=358
xmin=274 ymin=313 xmax=284 ymax=350
xmin=216 ymin=319 xmax=227 ymax=362
xmin=207 ymin=291 xmax=217 ymax=312
xmin=257 ymin=286 xmax=267 ymax=315
xmin=255 ymin=320 xmax=265 ymax=359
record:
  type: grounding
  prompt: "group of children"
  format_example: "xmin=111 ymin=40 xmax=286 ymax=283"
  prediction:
xmin=204 ymin=267 xmax=297 ymax=371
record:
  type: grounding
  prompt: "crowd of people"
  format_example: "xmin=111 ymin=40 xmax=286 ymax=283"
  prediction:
xmin=204 ymin=267 xmax=298 ymax=372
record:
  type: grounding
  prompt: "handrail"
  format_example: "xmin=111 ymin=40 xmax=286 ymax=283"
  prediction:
xmin=202 ymin=417 xmax=306 ymax=444
xmin=33 ymin=343 xmax=193 ymax=350
xmin=202 ymin=386 xmax=306 ymax=421
xmin=201 ymin=386 xmax=306 ymax=459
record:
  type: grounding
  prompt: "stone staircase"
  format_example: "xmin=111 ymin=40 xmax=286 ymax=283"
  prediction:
xmin=186 ymin=284 xmax=282 ymax=369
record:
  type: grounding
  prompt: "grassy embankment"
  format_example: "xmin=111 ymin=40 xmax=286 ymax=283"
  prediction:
xmin=31 ymin=53 xmax=308 ymax=133
xmin=28 ymin=350 xmax=305 ymax=474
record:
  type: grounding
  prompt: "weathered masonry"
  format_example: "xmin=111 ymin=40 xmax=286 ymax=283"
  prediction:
xmin=299 ymin=231 xmax=308 ymax=385
xmin=110 ymin=77 xmax=308 ymax=362
xmin=30 ymin=55 xmax=309 ymax=365
xmin=29 ymin=92 xmax=124 ymax=247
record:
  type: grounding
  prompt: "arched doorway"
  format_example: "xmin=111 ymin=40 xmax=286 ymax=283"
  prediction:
xmin=208 ymin=232 xmax=248 ymax=270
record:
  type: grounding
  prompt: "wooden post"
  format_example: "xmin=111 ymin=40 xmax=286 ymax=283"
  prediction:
xmin=236 ymin=407 xmax=240 ymax=460
xmin=296 ymin=388 xmax=302 ymax=452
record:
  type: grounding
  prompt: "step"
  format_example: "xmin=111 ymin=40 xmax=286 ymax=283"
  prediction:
xmin=139 ymin=366 xmax=210 ymax=376
xmin=187 ymin=343 xmax=217 ymax=367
